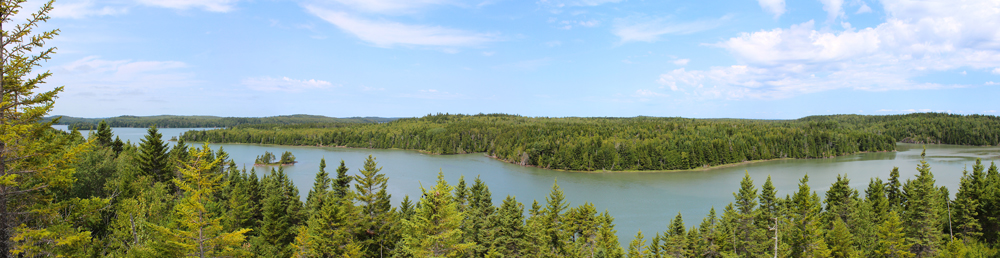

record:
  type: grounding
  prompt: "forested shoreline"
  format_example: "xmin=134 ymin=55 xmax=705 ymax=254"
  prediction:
xmin=46 ymin=114 xmax=396 ymax=129
xmin=10 ymin=123 xmax=1000 ymax=257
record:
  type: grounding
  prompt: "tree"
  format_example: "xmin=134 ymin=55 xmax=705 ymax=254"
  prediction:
xmin=258 ymin=167 xmax=303 ymax=257
xmin=627 ymin=231 xmax=648 ymax=258
xmin=952 ymin=165 xmax=982 ymax=240
xmin=663 ymin=212 xmax=688 ymax=257
xmin=826 ymin=217 xmax=858 ymax=258
xmin=397 ymin=172 xmax=472 ymax=257
xmin=95 ymin=120 xmax=112 ymax=146
xmin=789 ymin=175 xmax=831 ymax=258
xmin=354 ymin=155 xmax=396 ymax=257
xmin=876 ymin=211 xmax=913 ymax=258
xmin=902 ymin=161 xmax=943 ymax=257
xmin=492 ymin=195 xmax=528 ymax=257
xmin=151 ymin=144 xmax=251 ymax=257
xmin=463 ymin=176 xmax=495 ymax=256
xmin=333 ymin=160 xmax=351 ymax=199
xmin=544 ymin=180 xmax=570 ymax=256
xmin=886 ymin=167 xmax=903 ymax=210
xmin=138 ymin=126 xmax=172 ymax=183
xmin=1 ymin=0 xmax=91 ymax=255
xmin=306 ymin=159 xmax=331 ymax=217
xmin=732 ymin=172 xmax=765 ymax=256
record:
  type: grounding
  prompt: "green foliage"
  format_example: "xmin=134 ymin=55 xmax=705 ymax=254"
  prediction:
xmin=353 ymin=155 xmax=397 ymax=257
xmin=902 ymin=161 xmax=944 ymax=257
xmin=876 ymin=211 xmax=914 ymax=258
xmin=398 ymin=172 xmax=473 ymax=257
xmin=627 ymin=230 xmax=648 ymax=258
xmin=306 ymin=159 xmax=331 ymax=217
xmin=183 ymin=113 xmax=899 ymax=171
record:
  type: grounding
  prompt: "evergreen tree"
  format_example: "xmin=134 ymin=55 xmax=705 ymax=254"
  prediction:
xmin=113 ymin=136 xmax=125 ymax=156
xmin=886 ymin=167 xmax=903 ymax=210
xmin=649 ymin=233 xmax=663 ymax=258
xmin=697 ymin=207 xmax=722 ymax=258
xmin=902 ymin=160 xmax=943 ymax=257
xmin=463 ymin=176 xmax=496 ymax=256
xmin=306 ymin=159 xmax=331 ymax=216
xmin=399 ymin=195 xmax=416 ymax=221
xmin=354 ymin=155 xmax=397 ymax=257
xmin=628 ymin=231 xmax=649 ymax=258
xmin=543 ymin=180 xmax=570 ymax=256
xmin=1 ymin=1 xmax=93 ymax=254
xmin=876 ymin=211 xmax=914 ymax=258
xmin=597 ymin=211 xmax=624 ymax=258
xmin=397 ymin=172 xmax=473 ymax=257
xmin=138 ymin=126 xmax=172 ymax=183
xmin=454 ymin=176 xmax=468 ymax=212
xmin=258 ymin=167 xmax=303 ymax=257
xmin=151 ymin=144 xmax=251 ymax=257
xmin=789 ymin=175 xmax=831 ymax=258
xmin=953 ymin=165 xmax=982 ymax=240
xmin=492 ymin=195 xmax=529 ymax=257
xmin=95 ymin=120 xmax=113 ymax=146
xmin=306 ymin=185 xmax=357 ymax=257
xmin=981 ymin=161 xmax=1000 ymax=244
xmin=866 ymin=178 xmax=889 ymax=222
xmin=732 ymin=172 xmax=765 ymax=257
xmin=826 ymin=217 xmax=858 ymax=258
xmin=663 ymin=212 xmax=688 ymax=257
xmin=824 ymin=174 xmax=856 ymax=224
xmin=333 ymin=160 xmax=351 ymax=199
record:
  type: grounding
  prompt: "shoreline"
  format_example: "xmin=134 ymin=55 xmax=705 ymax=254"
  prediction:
xmin=186 ymin=140 xmax=902 ymax=173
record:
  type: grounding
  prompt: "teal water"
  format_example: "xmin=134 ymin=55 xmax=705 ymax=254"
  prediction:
xmin=56 ymin=126 xmax=1000 ymax=242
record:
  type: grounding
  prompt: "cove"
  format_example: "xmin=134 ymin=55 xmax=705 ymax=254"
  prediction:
xmin=57 ymin=126 xmax=1000 ymax=242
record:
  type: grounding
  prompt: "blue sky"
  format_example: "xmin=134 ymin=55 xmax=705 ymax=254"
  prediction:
xmin=15 ymin=0 xmax=1000 ymax=118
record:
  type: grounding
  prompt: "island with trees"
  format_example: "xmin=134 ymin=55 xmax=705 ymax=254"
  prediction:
xmin=254 ymin=151 xmax=297 ymax=166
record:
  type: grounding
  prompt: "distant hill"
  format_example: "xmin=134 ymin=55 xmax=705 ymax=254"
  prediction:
xmin=45 ymin=114 xmax=401 ymax=129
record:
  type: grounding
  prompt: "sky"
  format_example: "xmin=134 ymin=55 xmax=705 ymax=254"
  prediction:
xmin=11 ymin=0 xmax=1000 ymax=119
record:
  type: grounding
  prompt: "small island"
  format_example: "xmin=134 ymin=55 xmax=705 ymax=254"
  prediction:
xmin=254 ymin=151 xmax=297 ymax=166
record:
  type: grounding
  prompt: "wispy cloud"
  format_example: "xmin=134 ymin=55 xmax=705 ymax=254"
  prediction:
xmin=538 ymin=0 xmax=623 ymax=7
xmin=306 ymin=6 xmax=499 ymax=48
xmin=757 ymin=0 xmax=786 ymax=19
xmin=51 ymin=0 xmax=127 ymax=19
xmin=673 ymin=59 xmax=690 ymax=66
xmin=49 ymin=56 xmax=196 ymax=101
xmin=612 ymin=15 xmax=730 ymax=43
xmin=243 ymin=77 xmax=335 ymax=92
xmin=319 ymin=0 xmax=454 ymax=14
xmin=136 ymin=0 xmax=240 ymax=12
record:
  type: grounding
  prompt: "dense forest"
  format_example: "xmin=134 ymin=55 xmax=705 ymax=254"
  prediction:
xmin=46 ymin=115 xmax=397 ymax=129
xmin=8 ymin=122 xmax=1000 ymax=257
xmin=181 ymin=113 xmax=1000 ymax=172
xmin=182 ymin=114 xmax=898 ymax=171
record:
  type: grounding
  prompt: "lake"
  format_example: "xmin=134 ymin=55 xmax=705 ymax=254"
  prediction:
xmin=55 ymin=125 xmax=1000 ymax=242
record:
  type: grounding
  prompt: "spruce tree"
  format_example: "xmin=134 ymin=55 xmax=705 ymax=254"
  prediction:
xmin=789 ymin=175 xmax=831 ymax=258
xmin=399 ymin=195 xmax=416 ymax=221
xmin=732 ymin=172 xmax=765 ymax=256
xmin=663 ymin=212 xmax=688 ymax=257
xmin=95 ymin=120 xmax=113 ymax=146
xmin=0 ymin=1 xmax=94 ymax=252
xmin=697 ymin=207 xmax=722 ymax=258
xmin=397 ymin=172 xmax=472 ymax=257
xmin=258 ymin=167 xmax=303 ymax=257
xmin=543 ymin=180 xmax=570 ymax=256
xmin=866 ymin=178 xmax=889 ymax=222
xmin=306 ymin=185 xmax=357 ymax=257
xmin=492 ymin=195 xmax=528 ymax=257
xmin=886 ymin=167 xmax=903 ymax=210
xmin=151 ymin=144 xmax=251 ymax=257
xmin=454 ymin=176 xmax=468 ymax=212
xmin=354 ymin=155 xmax=396 ymax=257
xmin=306 ymin=159 xmax=331 ymax=217
xmin=902 ymin=160 xmax=943 ymax=257
xmin=876 ymin=211 xmax=914 ymax=258
xmin=953 ymin=166 xmax=982 ymax=240
xmin=981 ymin=161 xmax=1000 ymax=244
xmin=597 ymin=211 xmax=624 ymax=258
xmin=463 ymin=176 xmax=496 ymax=256
xmin=826 ymin=217 xmax=858 ymax=258
xmin=112 ymin=136 xmax=125 ymax=156
xmin=138 ymin=126 xmax=172 ymax=183
xmin=627 ymin=231 xmax=648 ymax=258
xmin=333 ymin=160 xmax=351 ymax=199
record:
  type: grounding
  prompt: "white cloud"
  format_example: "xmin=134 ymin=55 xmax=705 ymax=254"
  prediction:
xmin=993 ymin=68 xmax=1000 ymax=74
xmin=659 ymin=0 xmax=1000 ymax=99
xmin=538 ymin=0 xmax=623 ymax=7
xmin=545 ymin=40 xmax=562 ymax=47
xmin=819 ymin=0 xmax=845 ymax=23
xmin=757 ymin=0 xmax=786 ymax=19
xmin=51 ymin=0 xmax=127 ymax=19
xmin=136 ymin=0 xmax=239 ymax=12
xmin=673 ymin=59 xmax=690 ymax=66
xmin=242 ymin=77 xmax=334 ymax=92
xmin=634 ymin=89 xmax=668 ymax=97
xmin=48 ymin=56 xmax=196 ymax=100
xmin=856 ymin=3 xmax=872 ymax=14
xmin=987 ymin=81 xmax=999 ymax=85
xmin=612 ymin=15 xmax=730 ymax=43
xmin=322 ymin=0 xmax=453 ymax=14
xmin=306 ymin=6 xmax=498 ymax=48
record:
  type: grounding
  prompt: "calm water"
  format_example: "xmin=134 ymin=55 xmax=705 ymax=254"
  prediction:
xmin=56 ymin=125 xmax=1000 ymax=241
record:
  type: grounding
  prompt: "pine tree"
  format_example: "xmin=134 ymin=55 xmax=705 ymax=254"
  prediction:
xmin=876 ymin=211 xmax=914 ymax=258
xmin=151 ymin=144 xmax=252 ymax=257
xmin=333 ymin=160 xmax=351 ymax=199
xmin=902 ymin=160 xmax=943 ymax=257
xmin=354 ymin=155 xmax=396 ymax=257
xmin=732 ymin=172 xmax=765 ymax=257
xmin=649 ymin=233 xmax=662 ymax=258
xmin=139 ymin=126 xmax=172 ymax=183
xmin=399 ymin=195 xmax=416 ymax=222
xmin=112 ymin=136 xmax=125 ymax=156
xmin=258 ymin=167 xmax=303 ymax=257
xmin=628 ymin=231 xmax=649 ymax=258
xmin=866 ymin=178 xmax=889 ymax=222
xmin=1 ymin=1 xmax=93 ymax=254
xmin=306 ymin=159 xmax=331 ymax=217
xmin=95 ymin=120 xmax=113 ymax=146
xmin=454 ymin=176 xmax=468 ymax=212
xmin=306 ymin=186 xmax=356 ymax=257
xmin=953 ymin=166 xmax=982 ymax=240
xmin=492 ymin=195 xmax=528 ymax=257
xmin=397 ymin=172 xmax=473 ymax=257
xmin=825 ymin=174 xmax=856 ymax=224
xmin=981 ymin=161 xmax=1000 ymax=244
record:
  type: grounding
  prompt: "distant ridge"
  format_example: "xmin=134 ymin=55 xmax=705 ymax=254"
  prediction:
xmin=45 ymin=114 xmax=402 ymax=129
